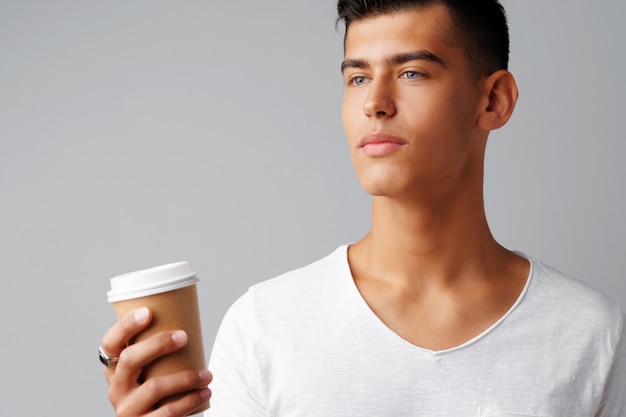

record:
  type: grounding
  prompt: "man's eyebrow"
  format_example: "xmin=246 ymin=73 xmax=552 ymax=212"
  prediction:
xmin=391 ymin=50 xmax=446 ymax=67
xmin=340 ymin=50 xmax=446 ymax=73
xmin=340 ymin=58 xmax=368 ymax=74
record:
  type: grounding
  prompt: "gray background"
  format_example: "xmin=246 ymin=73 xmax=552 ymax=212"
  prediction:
xmin=1 ymin=1 xmax=624 ymax=415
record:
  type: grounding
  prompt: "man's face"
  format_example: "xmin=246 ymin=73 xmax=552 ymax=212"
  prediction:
xmin=341 ymin=5 xmax=487 ymax=200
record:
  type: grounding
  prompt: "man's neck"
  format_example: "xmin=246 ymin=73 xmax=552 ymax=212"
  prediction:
xmin=346 ymin=179 xmax=531 ymax=351
xmin=349 ymin=189 xmax=516 ymax=290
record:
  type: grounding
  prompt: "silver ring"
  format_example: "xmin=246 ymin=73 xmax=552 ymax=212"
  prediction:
xmin=99 ymin=346 xmax=119 ymax=369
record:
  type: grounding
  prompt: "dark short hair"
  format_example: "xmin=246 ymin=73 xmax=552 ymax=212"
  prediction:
xmin=337 ymin=0 xmax=509 ymax=78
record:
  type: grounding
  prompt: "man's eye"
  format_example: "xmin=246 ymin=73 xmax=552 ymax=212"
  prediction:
xmin=351 ymin=76 xmax=367 ymax=86
xmin=402 ymin=71 xmax=423 ymax=79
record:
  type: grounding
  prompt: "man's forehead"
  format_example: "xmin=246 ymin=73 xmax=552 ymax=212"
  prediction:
xmin=343 ymin=4 xmax=458 ymax=57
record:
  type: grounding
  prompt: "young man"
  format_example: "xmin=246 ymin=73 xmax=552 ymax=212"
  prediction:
xmin=101 ymin=1 xmax=625 ymax=416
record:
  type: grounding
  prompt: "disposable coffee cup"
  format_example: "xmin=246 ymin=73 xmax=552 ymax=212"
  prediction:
xmin=107 ymin=261 xmax=209 ymax=415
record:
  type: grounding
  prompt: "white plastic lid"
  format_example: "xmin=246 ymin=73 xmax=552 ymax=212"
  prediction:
xmin=107 ymin=261 xmax=199 ymax=302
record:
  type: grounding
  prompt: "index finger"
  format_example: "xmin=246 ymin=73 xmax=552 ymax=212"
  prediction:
xmin=101 ymin=307 xmax=152 ymax=357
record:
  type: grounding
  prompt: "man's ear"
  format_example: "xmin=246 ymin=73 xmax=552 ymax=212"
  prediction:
xmin=477 ymin=70 xmax=518 ymax=131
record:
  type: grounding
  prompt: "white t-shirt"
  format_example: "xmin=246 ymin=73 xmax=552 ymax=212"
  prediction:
xmin=206 ymin=245 xmax=625 ymax=417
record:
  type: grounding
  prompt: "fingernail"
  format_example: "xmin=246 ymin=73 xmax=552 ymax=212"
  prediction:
xmin=200 ymin=388 xmax=211 ymax=401
xmin=198 ymin=369 xmax=212 ymax=384
xmin=134 ymin=307 xmax=149 ymax=323
xmin=171 ymin=330 xmax=187 ymax=345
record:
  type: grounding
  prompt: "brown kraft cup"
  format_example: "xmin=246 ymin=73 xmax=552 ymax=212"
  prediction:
xmin=107 ymin=262 xmax=209 ymax=415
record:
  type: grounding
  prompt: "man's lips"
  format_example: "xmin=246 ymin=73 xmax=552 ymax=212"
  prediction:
xmin=358 ymin=133 xmax=407 ymax=156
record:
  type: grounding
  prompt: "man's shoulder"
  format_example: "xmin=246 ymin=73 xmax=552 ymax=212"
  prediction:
xmin=526 ymin=256 xmax=624 ymax=334
xmin=250 ymin=244 xmax=348 ymax=294
xmin=218 ymin=244 xmax=351 ymax=333
xmin=229 ymin=245 xmax=350 ymax=314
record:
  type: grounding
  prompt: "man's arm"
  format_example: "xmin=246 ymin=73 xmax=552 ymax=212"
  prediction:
xmin=206 ymin=291 xmax=266 ymax=416
xmin=595 ymin=315 xmax=626 ymax=417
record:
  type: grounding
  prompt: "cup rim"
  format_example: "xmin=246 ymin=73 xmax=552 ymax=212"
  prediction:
xmin=107 ymin=262 xmax=199 ymax=302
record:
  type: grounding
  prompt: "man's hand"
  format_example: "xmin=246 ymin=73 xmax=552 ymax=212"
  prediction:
xmin=102 ymin=307 xmax=212 ymax=417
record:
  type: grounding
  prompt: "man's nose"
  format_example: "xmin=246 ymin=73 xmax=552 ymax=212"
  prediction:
xmin=363 ymin=79 xmax=396 ymax=118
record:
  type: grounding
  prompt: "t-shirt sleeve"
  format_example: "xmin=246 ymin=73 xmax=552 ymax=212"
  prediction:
xmin=205 ymin=290 xmax=266 ymax=417
xmin=595 ymin=314 xmax=626 ymax=417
